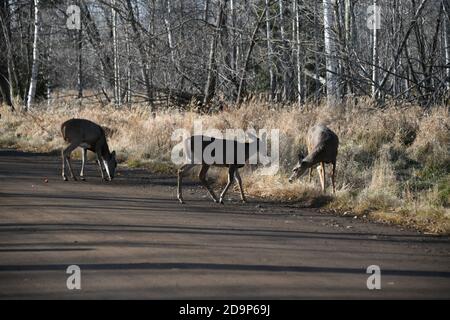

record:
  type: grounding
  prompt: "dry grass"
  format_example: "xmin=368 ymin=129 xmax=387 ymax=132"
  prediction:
xmin=1 ymin=99 xmax=449 ymax=234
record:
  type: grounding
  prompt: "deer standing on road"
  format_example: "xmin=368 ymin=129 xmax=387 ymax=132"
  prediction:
xmin=177 ymin=134 xmax=262 ymax=204
xmin=289 ymin=124 xmax=339 ymax=193
xmin=61 ymin=118 xmax=117 ymax=181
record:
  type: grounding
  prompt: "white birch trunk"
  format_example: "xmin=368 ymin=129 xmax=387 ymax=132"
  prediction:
xmin=112 ymin=0 xmax=121 ymax=106
xmin=443 ymin=0 xmax=450 ymax=90
xmin=26 ymin=0 xmax=40 ymax=110
xmin=294 ymin=0 xmax=302 ymax=105
xmin=323 ymin=0 xmax=339 ymax=107
xmin=279 ymin=0 xmax=290 ymax=100
xmin=372 ymin=0 xmax=379 ymax=99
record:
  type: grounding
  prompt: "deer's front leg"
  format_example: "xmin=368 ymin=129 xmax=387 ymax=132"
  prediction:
xmin=61 ymin=149 xmax=67 ymax=181
xmin=219 ymin=167 xmax=236 ymax=204
xmin=80 ymin=148 xmax=87 ymax=181
xmin=62 ymin=143 xmax=78 ymax=181
xmin=177 ymin=164 xmax=195 ymax=204
xmin=95 ymin=153 xmax=106 ymax=181
xmin=199 ymin=165 xmax=219 ymax=203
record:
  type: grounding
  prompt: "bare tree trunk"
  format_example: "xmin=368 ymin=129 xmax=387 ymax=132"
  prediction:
xmin=392 ymin=0 xmax=399 ymax=95
xmin=77 ymin=24 xmax=83 ymax=99
xmin=313 ymin=0 xmax=320 ymax=101
xmin=265 ymin=0 xmax=275 ymax=100
xmin=371 ymin=0 xmax=379 ymax=99
xmin=323 ymin=0 xmax=340 ymax=107
xmin=124 ymin=23 xmax=131 ymax=104
xmin=81 ymin=0 xmax=112 ymax=102
xmin=125 ymin=0 xmax=153 ymax=106
xmin=344 ymin=0 xmax=354 ymax=95
xmin=294 ymin=0 xmax=302 ymax=105
xmin=203 ymin=0 xmax=210 ymax=22
xmin=279 ymin=0 xmax=291 ymax=101
xmin=112 ymin=0 xmax=121 ymax=107
xmin=26 ymin=0 xmax=40 ymax=111
xmin=236 ymin=6 xmax=267 ymax=105
xmin=203 ymin=0 xmax=227 ymax=107
xmin=443 ymin=0 xmax=450 ymax=90
xmin=46 ymin=25 xmax=53 ymax=106
xmin=229 ymin=0 xmax=238 ymax=94
xmin=375 ymin=0 xmax=429 ymax=97
xmin=0 ymin=0 xmax=13 ymax=108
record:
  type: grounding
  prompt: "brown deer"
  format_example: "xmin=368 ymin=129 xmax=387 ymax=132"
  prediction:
xmin=61 ymin=119 xmax=117 ymax=181
xmin=289 ymin=124 xmax=339 ymax=193
xmin=177 ymin=134 xmax=262 ymax=204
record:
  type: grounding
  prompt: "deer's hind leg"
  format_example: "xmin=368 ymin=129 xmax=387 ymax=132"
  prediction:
xmin=319 ymin=162 xmax=326 ymax=192
xmin=61 ymin=149 xmax=67 ymax=181
xmin=177 ymin=163 xmax=195 ymax=204
xmin=316 ymin=162 xmax=326 ymax=192
xmin=219 ymin=166 xmax=236 ymax=204
xmin=199 ymin=164 xmax=219 ymax=203
xmin=331 ymin=161 xmax=336 ymax=194
xmin=62 ymin=142 xmax=79 ymax=181
xmin=234 ymin=169 xmax=246 ymax=203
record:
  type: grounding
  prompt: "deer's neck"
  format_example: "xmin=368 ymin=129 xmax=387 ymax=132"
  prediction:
xmin=304 ymin=148 xmax=322 ymax=167
xmin=100 ymin=137 xmax=111 ymax=160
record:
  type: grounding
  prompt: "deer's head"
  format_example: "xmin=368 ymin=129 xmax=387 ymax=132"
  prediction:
xmin=289 ymin=152 xmax=310 ymax=183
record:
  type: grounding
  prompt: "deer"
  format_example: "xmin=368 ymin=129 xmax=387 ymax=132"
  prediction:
xmin=177 ymin=134 xmax=263 ymax=204
xmin=61 ymin=118 xmax=117 ymax=182
xmin=289 ymin=124 xmax=339 ymax=193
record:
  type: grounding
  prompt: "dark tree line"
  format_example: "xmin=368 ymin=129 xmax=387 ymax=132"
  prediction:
xmin=0 ymin=0 xmax=449 ymax=111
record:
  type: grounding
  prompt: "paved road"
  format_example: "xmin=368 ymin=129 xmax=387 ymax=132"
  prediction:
xmin=0 ymin=149 xmax=449 ymax=299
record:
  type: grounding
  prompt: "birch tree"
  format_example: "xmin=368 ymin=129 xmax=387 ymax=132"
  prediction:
xmin=111 ymin=0 xmax=121 ymax=106
xmin=323 ymin=0 xmax=340 ymax=106
xmin=26 ymin=0 xmax=40 ymax=110
xmin=371 ymin=0 xmax=379 ymax=99
xmin=265 ymin=0 xmax=276 ymax=100
xmin=443 ymin=0 xmax=450 ymax=90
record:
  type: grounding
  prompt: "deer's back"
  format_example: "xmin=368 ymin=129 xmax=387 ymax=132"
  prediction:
xmin=187 ymin=135 xmax=251 ymax=167
xmin=61 ymin=118 xmax=105 ymax=146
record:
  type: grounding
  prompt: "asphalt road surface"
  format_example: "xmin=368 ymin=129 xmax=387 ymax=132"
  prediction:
xmin=0 ymin=149 xmax=449 ymax=299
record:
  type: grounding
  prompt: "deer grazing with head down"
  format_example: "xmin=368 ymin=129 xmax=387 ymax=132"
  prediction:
xmin=61 ymin=118 xmax=117 ymax=181
xmin=177 ymin=134 xmax=263 ymax=204
xmin=289 ymin=124 xmax=339 ymax=193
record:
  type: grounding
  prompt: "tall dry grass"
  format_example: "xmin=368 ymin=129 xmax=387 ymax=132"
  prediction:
xmin=1 ymin=99 xmax=449 ymax=233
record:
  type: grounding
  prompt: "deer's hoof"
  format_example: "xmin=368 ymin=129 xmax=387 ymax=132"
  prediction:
xmin=63 ymin=176 xmax=68 ymax=181
xmin=219 ymin=198 xmax=225 ymax=205
xmin=80 ymin=177 xmax=86 ymax=181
